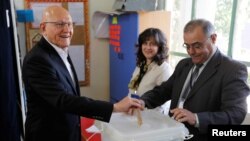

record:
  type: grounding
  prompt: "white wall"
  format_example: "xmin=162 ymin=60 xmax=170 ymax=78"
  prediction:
xmin=14 ymin=0 xmax=115 ymax=101
xmin=82 ymin=0 xmax=115 ymax=101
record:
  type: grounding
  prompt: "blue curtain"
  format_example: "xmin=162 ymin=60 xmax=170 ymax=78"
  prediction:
xmin=0 ymin=0 xmax=22 ymax=141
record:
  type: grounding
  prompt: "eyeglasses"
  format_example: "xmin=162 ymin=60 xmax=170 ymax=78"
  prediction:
xmin=43 ymin=22 xmax=75 ymax=29
xmin=183 ymin=37 xmax=210 ymax=50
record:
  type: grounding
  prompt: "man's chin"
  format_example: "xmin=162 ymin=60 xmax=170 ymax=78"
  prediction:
xmin=59 ymin=43 xmax=70 ymax=48
xmin=192 ymin=59 xmax=201 ymax=64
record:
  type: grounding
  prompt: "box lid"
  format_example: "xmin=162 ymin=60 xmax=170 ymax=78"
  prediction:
xmin=101 ymin=110 xmax=190 ymax=141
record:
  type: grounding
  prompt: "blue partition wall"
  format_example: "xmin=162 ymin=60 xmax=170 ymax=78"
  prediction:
xmin=109 ymin=13 xmax=138 ymax=103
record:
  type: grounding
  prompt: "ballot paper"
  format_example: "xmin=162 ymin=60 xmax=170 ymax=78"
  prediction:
xmin=131 ymin=93 xmax=143 ymax=127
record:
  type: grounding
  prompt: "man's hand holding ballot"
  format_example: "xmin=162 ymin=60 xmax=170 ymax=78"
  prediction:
xmin=113 ymin=96 xmax=144 ymax=113
xmin=128 ymin=92 xmax=145 ymax=127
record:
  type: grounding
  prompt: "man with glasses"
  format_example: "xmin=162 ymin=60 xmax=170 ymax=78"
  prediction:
xmin=22 ymin=6 xmax=142 ymax=141
xmin=139 ymin=19 xmax=249 ymax=140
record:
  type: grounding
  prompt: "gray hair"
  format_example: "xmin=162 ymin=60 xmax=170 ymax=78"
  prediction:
xmin=184 ymin=19 xmax=215 ymax=37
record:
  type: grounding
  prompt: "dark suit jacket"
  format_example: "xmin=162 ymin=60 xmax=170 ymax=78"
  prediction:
xmin=22 ymin=37 xmax=113 ymax=141
xmin=141 ymin=49 xmax=249 ymax=141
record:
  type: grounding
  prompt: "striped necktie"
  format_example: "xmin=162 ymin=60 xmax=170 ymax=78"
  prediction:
xmin=182 ymin=64 xmax=203 ymax=100
xmin=190 ymin=64 xmax=203 ymax=89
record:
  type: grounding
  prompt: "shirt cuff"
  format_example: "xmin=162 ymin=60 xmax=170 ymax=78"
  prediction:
xmin=194 ymin=113 xmax=199 ymax=128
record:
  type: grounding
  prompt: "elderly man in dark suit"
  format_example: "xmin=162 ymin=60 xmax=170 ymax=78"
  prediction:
xmin=22 ymin=6 xmax=142 ymax=141
xmin=140 ymin=19 xmax=249 ymax=140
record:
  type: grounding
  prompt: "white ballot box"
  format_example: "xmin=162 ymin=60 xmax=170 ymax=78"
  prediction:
xmin=96 ymin=109 xmax=191 ymax=141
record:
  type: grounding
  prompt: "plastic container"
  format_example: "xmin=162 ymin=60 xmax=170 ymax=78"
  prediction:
xmin=98 ymin=109 xmax=190 ymax=141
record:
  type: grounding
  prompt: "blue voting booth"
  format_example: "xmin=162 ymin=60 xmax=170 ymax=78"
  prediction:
xmin=109 ymin=13 xmax=138 ymax=103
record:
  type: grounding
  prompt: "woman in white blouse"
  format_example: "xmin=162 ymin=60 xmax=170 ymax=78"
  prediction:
xmin=128 ymin=28 xmax=173 ymax=114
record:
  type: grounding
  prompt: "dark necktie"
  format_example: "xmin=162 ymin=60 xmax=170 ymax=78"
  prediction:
xmin=182 ymin=64 xmax=203 ymax=100
xmin=190 ymin=64 xmax=203 ymax=89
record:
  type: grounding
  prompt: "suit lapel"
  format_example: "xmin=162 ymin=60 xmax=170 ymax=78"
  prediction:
xmin=53 ymin=55 xmax=78 ymax=95
xmin=40 ymin=37 xmax=78 ymax=95
xmin=175 ymin=60 xmax=194 ymax=100
xmin=67 ymin=55 xmax=80 ymax=95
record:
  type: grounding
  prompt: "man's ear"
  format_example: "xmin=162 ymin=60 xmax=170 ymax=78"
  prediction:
xmin=210 ymin=34 xmax=217 ymax=44
xmin=40 ymin=23 xmax=46 ymax=33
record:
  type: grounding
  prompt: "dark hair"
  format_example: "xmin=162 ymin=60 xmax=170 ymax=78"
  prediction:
xmin=184 ymin=19 xmax=215 ymax=37
xmin=135 ymin=28 xmax=168 ymax=67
